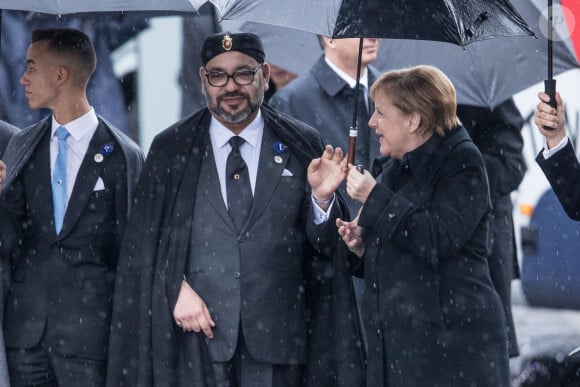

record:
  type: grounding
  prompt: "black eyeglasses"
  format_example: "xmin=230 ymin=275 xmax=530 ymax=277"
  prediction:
xmin=204 ymin=64 xmax=263 ymax=87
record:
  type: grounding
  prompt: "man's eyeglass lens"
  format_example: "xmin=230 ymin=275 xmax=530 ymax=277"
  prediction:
xmin=205 ymin=64 xmax=263 ymax=87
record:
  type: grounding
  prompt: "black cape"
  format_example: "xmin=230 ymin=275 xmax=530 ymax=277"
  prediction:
xmin=106 ymin=105 xmax=365 ymax=387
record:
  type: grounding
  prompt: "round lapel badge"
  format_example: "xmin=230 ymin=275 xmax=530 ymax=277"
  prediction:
xmin=274 ymin=155 xmax=283 ymax=164
xmin=94 ymin=153 xmax=104 ymax=163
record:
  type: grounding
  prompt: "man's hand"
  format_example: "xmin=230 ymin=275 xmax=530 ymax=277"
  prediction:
xmin=336 ymin=210 xmax=365 ymax=258
xmin=173 ymin=280 xmax=216 ymax=339
xmin=345 ymin=164 xmax=376 ymax=204
xmin=535 ymin=91 xmax=566 ymax=149
xmin=308 ymin=145 xmax=347 ymax=209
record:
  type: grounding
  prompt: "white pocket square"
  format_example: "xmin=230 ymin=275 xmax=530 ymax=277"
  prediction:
xmin=93 ymin=177 xmax=105 ymax=191
xmin=282 ymin=169 xmax=293 ymax=177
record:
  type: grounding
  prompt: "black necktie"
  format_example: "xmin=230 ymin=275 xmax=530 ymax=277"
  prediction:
xmin=226 ymin=136 xmax=253 ymax=231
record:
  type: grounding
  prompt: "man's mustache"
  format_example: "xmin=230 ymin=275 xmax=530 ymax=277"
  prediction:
xmin=218 ymin=92 xmax=249 ymax=103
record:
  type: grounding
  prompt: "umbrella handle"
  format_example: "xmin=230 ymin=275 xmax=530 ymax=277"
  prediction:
xmin=347 ymin=129 xmax=364 ymax=174
xmin=347 ymin=129 xmax=357 ymax=165
xmin=544 ymin=79 xmax=557 ymax=109
xmin=543 ymin=79 xmax=558 ymax=131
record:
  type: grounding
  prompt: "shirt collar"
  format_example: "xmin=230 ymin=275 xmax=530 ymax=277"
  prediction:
xmin=51 ymin=108 xmax=98 ymax=141
xmin=210 ymin=109 xmax=263 ymax=150
xmin=324 ymin=56 xmax=369 ymax=90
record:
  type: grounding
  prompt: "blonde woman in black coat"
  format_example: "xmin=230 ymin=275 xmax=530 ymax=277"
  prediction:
xmin=337 ymin=65 xmax=510 ymax=387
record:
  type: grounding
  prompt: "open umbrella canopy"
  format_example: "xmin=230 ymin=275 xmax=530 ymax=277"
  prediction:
xmin=374 ymin=0 xmax=579 ymax=108
xmin=0 ymin=0 xmax=198 ymax=14
xmin=4 ymin=0 xmax=533 ymax=45
xmin=202 ymin=0 xmax=533 ymax=45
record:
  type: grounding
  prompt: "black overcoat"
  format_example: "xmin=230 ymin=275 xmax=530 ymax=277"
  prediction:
xmin=106 ymin=105 xmax=365 ymax=387
xmin=356 ymin=127 xmax=510 ymax=387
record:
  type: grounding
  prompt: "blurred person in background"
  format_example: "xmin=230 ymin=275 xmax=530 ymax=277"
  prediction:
xmin=179 ymin=3 xmax=221 ymax=116
xmin=456 ymin=98 xmax=526 ymax=357
xmin=263 ymin=63 xmax=297 ymax=102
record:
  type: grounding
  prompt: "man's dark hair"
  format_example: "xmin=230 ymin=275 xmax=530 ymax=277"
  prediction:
xmin=31 ymin=28 xmax=97 ymax=81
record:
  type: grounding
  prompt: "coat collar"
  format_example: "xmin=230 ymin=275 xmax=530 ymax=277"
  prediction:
xmin=311 ymin=56 xmax=381 ymax=98
xmin=400 ymin=126 xmax=472 ymax=180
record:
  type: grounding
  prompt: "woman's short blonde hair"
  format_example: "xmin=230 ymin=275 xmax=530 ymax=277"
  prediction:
xmin=369 ymin=65 xmax=461 ymax=136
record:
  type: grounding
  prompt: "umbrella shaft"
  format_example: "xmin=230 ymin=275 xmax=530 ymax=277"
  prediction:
xmin=548 ymin=0 xmax=553 ymax=79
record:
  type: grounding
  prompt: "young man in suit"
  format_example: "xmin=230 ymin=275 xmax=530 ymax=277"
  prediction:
xmin=534 ymin=91 xmax=580 ymax=220
xmin=106 ymin=31 xmax=365 ymax=387
xmin=0 ymin=28 xmax=143 ymax=387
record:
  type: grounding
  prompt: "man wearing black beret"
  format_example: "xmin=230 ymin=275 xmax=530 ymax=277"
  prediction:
xmin=107 ymin=32 xmax=365 ymax=387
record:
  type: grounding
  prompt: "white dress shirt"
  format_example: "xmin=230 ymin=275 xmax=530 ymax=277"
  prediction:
xmin=542 ymin=135 xmax=569 ymax=159
xmin=50 ymin=108 xmax=99 ymax=209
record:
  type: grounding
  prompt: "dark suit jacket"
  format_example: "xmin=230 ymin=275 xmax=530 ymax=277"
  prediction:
xmin=106 ymin=106 xmax=365 ymax=387
xmin=536 ymin=141 xmax=580 ymax=220
xmin=1 ymin=116 xmax=143 ymax=360
xmin=270 ymin=56 xmax=382 ymax=214
xmin=185 ymin=123 xmax=344 ymax=364
xmin=357 ymin=127 xmax=510 ymax=387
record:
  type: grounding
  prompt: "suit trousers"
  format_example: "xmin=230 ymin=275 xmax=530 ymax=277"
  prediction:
xmin=188 ymin=324 xmax=303 ymax=387
xmin=7 ymin=337 xmax=106 ymax=387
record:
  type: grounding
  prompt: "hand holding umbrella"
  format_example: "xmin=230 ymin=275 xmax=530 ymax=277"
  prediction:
xmin=534 ymin=91 xmax=566 ymax=146
xmin=345 ymin=164 xmax=377 ymax=204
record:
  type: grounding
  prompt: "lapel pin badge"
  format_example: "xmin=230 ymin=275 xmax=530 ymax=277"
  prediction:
xmin=273 ymin=142 xmax=286 ymax=164
xmin=95 ymin=142 xmax=115 ymax=163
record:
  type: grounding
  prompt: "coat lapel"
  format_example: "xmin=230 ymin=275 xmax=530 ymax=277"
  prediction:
xmin=27 ymin=131 xmax=55 ymax=236
xmin=198 ymin=141 xmax=236 ymax=230
xmin=57 ymin=125 xmax=111 ymax=240
xmin=248 ymin=125 xmax=288 ymax=227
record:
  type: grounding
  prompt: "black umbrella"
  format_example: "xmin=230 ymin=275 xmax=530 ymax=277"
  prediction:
xmin=207 ymin=0 xmax=534 ymax=164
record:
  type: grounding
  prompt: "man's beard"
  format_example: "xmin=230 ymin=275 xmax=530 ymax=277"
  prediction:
xmin=206 ymin=83 xmax=264 ymax=124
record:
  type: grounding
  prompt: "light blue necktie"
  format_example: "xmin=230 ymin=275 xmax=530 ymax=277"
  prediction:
xmin=52 ymin=126 xmax=70 ymax=234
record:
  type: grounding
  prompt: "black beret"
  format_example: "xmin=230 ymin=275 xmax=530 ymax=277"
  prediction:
xmin=201 ymin=32 xmax=265 ymax=66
